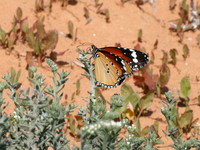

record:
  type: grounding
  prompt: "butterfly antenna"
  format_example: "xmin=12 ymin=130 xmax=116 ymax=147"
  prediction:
xmin=76 ymin=42 xmax=96 ymax=55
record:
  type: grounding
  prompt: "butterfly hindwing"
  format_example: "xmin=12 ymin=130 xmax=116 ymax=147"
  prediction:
xmin=94 ymin=52 xmax=125 ymax=88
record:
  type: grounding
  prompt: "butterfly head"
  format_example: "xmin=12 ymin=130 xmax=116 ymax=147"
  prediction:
xmin=91 ymin=45 xmax=99 ymax=58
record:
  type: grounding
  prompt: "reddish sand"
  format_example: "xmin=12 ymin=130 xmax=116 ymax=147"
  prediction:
xmin=0 ymin=0 xmax=199 ymax=149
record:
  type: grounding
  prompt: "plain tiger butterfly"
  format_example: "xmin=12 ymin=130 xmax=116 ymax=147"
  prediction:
xmin=92 ymin=45 xmax=149 ymax=88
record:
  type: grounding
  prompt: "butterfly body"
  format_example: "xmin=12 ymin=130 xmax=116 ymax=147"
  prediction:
xmin=92 ymin=45 xmax=149 ymax=88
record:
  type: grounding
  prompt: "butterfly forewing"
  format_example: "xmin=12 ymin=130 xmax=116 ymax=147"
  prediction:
xmin=99 ymin=47 xmax=149 ymax=70
xmin=99 ymin=47 xmax=132 ymax=62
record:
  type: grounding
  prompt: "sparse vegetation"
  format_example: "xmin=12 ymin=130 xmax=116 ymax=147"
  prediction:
xmin=0 ymin=0 xmax=199 ymax=149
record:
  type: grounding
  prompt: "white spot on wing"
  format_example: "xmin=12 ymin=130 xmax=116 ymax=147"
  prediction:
xmin=129 ymin=49 xmax=135 ymax=52
xmin=121 ymin=60 xmax=127 ymax=71
xmin=131 ymin=51 xmax=137 ymax=58
xmin=133 ymin=58 xmax=138 ymax=63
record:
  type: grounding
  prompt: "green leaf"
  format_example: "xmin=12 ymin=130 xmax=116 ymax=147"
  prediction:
xmin=41 ymin=30 xmax=58 ymax=52
xmin=76 ymin=79 xmax=80 ymax=95
xmin=159 ymin=64 xmax=170 ymax=87
xmin=136 ymin=118 xmax=141 ymax=133
xmin=152 ymin=121 xmax=159 ymax=133
xmin=10 ymin=67 xmax=16 ymax=83
xmin=8 ymin=32 xmax=17 ymax=49
xmin=68 ymin=20 xmax=74 ymax=38
xmin=162 ymin=51 xmax=168 ymax=65
xmin=121 ymin=85 xmax=141 ymax=116
xmin=156 ymin=84 xmax=161 ymax=96
xmin=129 ymin=92 xmax=140 ymax=108
xmin=83 ymin=7 xmax=90 ymax=19
xmin=170 ymin=106 xmax=179 ymax=126
xmin=139 ymin=91 xmax=154 ymax=111
xmin=177 ymin=19 xmax=183 ymax=33
xmin=198 ymin=95 xmax=200 ymax=106
xmin=16 ymin=7 xmax=23 ymax=20
xmin=34 ymin=37 xmax=41 ymax=54
xmin=180 ymin=0 xmax=187 ymax=10
xmin=21 ymin=19 xmax=29 ymax=33
xmin=0 ymin=27 xmax=6 ymax=45
xmin=150 ymin=51 xmax=155 ymax=64
xmin=35 ymin=18 xmax=46 ymax=39
xmin=140 ymin=126 xmax=149 ymax=136
xmin=103 ymin=111 xmax=119 ymax=120
xmin=169 ymin=48 xmax=178 ymax=65
xmin=178 ymin=110 xmax=193 ymax=129
xmin=10 ymin=67 xmax=21 ymax=83
xmin=182 ymin=44 xmax=189 ymax=60
xmin=121 ymin=84 xmax=134 ymax=100
xmin=144 ymin=71 xmax=157 ymax=91
xmin=180 ymin=76 xmax=191 ymax=99
xmin=69 ymin=115 xmax=76 ymax=134
xmin=71 ymin=92 xmax=75 ymax=101
xmin=26 ymin=28 xmax=36 ymax=49
xmin=98 ymin=8 xmax=110 ymax=23
xmin=135 ymin=118 xmax=149 ymax=136
xmin=15 ymin=69 xmax=21 ymax=83
xmin=169 ymin=0 xmax=177 ymax=10
xmin=113 ymin=105 xmax=127 ymax=115
xmin=95 ymin=87 xmax=106 ymax=103
xmin=35 ymin=0 xmax=44 ymax=12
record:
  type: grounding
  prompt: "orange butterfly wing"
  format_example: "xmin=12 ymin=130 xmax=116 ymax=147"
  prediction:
xmin=92 ymin=45 xmax=149 ymax=88
xmin=94 ymin=52 xmax=125 ymax=87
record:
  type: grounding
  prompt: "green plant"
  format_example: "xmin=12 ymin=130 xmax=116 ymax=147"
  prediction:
xmin=179 ymin=0 xmax=189 ymax=23
xmin=0 ymin=59 xmax=75 ymax=149
xmin=97 ymin=8 xmax=111 ymax=23
xmin=162 ymin=92 xmax=200 ymax=149
xmin=150 ymin=50 xmax=155 ymax=64
xmin=169 ymin=48 xmax=178 ymax=66
xmin=25 ymin=18 xmax=58 ymax=66
xmin=69 ymin=79 xmax=81 ymax=102
xmin=67 ymin=20 xmax=74 ymax=39
xmin=198 ymin=95 xmax=200 ymax=106
xmin=83 ymin=7 xmax=92 ymax=24
xmin=34 ymin=0 xmax=78 ymax=12
xmin=73 ymin=50 xmax=161 ymax=149
xmin=0 ymin=7 xmax=28 ymax=50
xmin=133 ymin=50 xmax=171 ymax=96
xmin=35 ymin=0 xmax=44 ymax=13
xmin=0 ymin=82 xmax=9 ymax=149
xmin=7 ymin=67 xmax=21 ymax=90
xmin=169 ymin=0 xmax=177 ymax=10
xmin=109 ymin=84 xmax=154 ymax=119
xmin=0 ymin=7 xmax=58 ymax=65
xmin=180 ymin=76 xmax=191 ymax=106
xmin=170 ymin=0 xmax=200 ymax=42
xmin=182 ymin=44 xmax=189 ymax=60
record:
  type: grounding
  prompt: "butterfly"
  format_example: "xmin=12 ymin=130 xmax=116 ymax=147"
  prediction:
xmin=91 ymin=45 xmax=149 ymax=88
